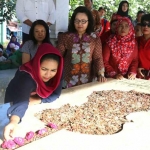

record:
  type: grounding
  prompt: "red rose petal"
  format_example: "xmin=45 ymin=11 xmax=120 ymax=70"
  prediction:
xmin=1 ymin=140 xmax=16 ymax=149
xmin=37 ymin=128 xmax=47 ymax=135
xmin=14 ymin=137 xmax=25 ymax=146
xmin=25 ymin=131 xmax=35 ymax=141
xmin=1 ymin=141 xmax=7 ymax=149
xmin=47 ymin=123 xmax=58 ymax=129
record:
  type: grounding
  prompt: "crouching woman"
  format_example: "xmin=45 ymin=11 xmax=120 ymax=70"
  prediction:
xmin=3 ymin=43 xmax=63 ymax=140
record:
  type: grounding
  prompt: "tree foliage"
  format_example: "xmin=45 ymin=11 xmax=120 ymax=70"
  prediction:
xmin=1 ymin=0 xmax=150 ymax=22
xmin=0 ymin=0 xmax=16 ymax=22
xmin=69 ymin=0 xmax=150 ymax=20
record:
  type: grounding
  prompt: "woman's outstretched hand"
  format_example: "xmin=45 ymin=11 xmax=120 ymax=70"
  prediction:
xmin=128 ymin=73 xmax=136 ymax=80
xmin=97 ymin=75 xmax=107 ymax=82
xmin=138 ymin=68 xmax=145 ymax=77
xmin=3 ymin=115 xmax=20 ymax=140
xmin=115 ymin=74 xmax=124 ymax=80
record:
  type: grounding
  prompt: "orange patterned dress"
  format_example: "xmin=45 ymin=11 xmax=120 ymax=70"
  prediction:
xmin=57 ymin=32 xmax=104 ymax=88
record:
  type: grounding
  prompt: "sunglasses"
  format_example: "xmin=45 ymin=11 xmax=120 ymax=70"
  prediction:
xmin=140 ymin=22 xmax=150 ymax=27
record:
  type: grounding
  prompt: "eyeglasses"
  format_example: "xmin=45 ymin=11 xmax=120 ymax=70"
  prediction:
xmin=74 ymin=19 xmax=88 ymax=24
xmin=141 ymin=22 xmax=150 ymax=27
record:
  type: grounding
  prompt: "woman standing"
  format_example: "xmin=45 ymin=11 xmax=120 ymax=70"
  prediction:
xmin=20 ymin=20 xmax=51 ymax=64
xmin=4 ymin=43 xmax=63 ymax=140
xmin=103 ymin=17 xmax=138 ymax=79
xmin=111 ymin=1 xmax=132 ymax=21
xmin=57 ymin=6 xmax=106 ymax=88
xmin=137 ymin=14 xmax=150 ymax=80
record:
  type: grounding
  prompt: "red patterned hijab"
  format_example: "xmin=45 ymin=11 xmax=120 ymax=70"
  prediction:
xmin=107 ymin=17 xmax=135 ymax=75
xmin=20 ymin=43 xmax=64 ymax=98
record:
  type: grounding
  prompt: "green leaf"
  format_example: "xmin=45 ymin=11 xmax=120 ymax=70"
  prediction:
xmin=82 ymin=53 xmax=90 ymax=63
xmin=69 ymin=0 xmax=150 ymax=21
xmin=72 ymin=53 xmax=80 ymax=64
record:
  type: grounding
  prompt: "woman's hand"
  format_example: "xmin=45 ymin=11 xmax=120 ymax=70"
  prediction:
xmin=138 ymin=68 xmax=145 ymax=77
xmin=115 ymin=74 xmax=124 ymax=80
xmin=3 ymin=122 xmax=17 ymax=140
xmin=128 ymin=73 xmax=136 ymax=80
xmin=97 ymin=75 xmax=107 ymax=82
xmin=3 ymin=116 xmax=20 ymax=140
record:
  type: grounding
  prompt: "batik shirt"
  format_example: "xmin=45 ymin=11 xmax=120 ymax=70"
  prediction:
xmin=57 ymin=32 xmax=104 ymax=88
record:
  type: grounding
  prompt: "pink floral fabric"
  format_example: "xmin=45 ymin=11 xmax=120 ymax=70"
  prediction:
xmin=107 ymin=17 xmax=135 ymax=75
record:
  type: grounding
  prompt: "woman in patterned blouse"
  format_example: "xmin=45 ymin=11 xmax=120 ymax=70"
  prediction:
xmin=57 ymin=6 xmax=106 ymax=88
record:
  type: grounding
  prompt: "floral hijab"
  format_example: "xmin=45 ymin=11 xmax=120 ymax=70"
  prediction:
xmin=107 ymin=17 xmax=135 ymax=75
